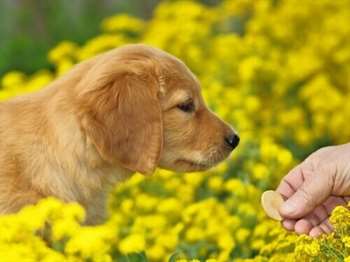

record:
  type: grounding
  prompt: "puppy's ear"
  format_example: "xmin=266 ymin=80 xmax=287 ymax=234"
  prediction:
xmin=76 ymin=56 xmax=163 ymax=175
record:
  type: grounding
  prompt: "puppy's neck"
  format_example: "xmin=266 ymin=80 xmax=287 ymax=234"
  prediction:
xmin=30 ymin=83 xmax=134 ymax=204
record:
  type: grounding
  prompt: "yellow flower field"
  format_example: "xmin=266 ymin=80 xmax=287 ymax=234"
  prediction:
xmin=1 ymin=0 xmax=350 ymax=261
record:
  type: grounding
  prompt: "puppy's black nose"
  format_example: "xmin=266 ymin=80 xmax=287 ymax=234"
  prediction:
xmin=225 ymin=133 xmax=240 ymax=150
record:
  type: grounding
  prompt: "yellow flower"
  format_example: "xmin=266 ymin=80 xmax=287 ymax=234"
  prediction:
xmin=235 ymin=228 xmax=250 ymax=244
xmin=56 ymin=58 xmax=74 ymax=76
xmin=2 ymin=0 xmax=350 ymax=261
xmin=251 ymin=163 xmax=269 ymax=180
xmin=218 ymin=233 xmax=235 ymax=251
xmin=1 ymin=71 xmax=26 ymax=89
xmin=342 ymin=236 xmax=350 ymax=248
xmin=134 ymin=193 xmax=158 ymax=212
xmin=77 ymin=34 xmax=127 ymax=61
xmin=157 ymin=198 xmax=182 ymax=215
xmin=185 ymin=227 xmax=205 ymax=242
xmin=101 ymin=14 xmax=145 ymax=34
xmin=277 ymin=149 xmax=293 ymax=167
xmin=208 ymin=175 xmax=224 ymax=191
xmin=156 ymin=233 xmax=179 ymax=250
xmin=238 ymin=56 xmax=263 ymax=82
xmin=65 ymin=226 xmax=114 ymax=261
xmin=244 ymin=96 xmax=261 ymax=114
xmin=147 ymin=244 xmax=166 ymax=261
xmin=48 ymin=41 xmax=78 ymax=63
xmin=118 ymin=234 xmax=145 ymax=254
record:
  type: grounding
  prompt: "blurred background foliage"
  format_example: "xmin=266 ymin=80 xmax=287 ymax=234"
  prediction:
xmin=0 ymin=0 xmax=221 ymax=76
xmin=1 ymin=0 xmax=350 ymax=261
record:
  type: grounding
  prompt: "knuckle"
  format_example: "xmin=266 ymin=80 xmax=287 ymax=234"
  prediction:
xmin=314 ymin=146 xmax=334 ymax=157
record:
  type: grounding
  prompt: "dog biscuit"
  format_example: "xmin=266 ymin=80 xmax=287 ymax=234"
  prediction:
xmin=261 ymin=190 xmax=284 ymax=221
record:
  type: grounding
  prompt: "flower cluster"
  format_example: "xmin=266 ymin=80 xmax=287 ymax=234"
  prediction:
xmin=1 ymin=0 xmax=350 ymax=261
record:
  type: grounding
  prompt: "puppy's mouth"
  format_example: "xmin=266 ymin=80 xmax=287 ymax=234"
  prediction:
xmin=175 ymin=158 xmax=211 ymax=170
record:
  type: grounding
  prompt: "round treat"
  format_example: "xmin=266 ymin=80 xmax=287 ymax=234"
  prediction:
xmin=261 ymin=190 xmax=284 ymax=221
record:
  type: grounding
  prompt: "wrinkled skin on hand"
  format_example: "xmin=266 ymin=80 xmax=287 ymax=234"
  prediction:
xmin=277 ymin=143 xmax=350 ymax=237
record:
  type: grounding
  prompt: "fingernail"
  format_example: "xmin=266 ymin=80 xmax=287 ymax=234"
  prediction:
xmin=280 ymin=201 xmax=296 ymax=215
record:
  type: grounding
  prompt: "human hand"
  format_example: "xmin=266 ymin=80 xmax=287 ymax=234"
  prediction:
xmin=276 ymin=143 xmax=350 ymax=237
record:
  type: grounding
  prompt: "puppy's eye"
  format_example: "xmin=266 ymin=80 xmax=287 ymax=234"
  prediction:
xmin=177 ymin=100 xmax=195 ymax=113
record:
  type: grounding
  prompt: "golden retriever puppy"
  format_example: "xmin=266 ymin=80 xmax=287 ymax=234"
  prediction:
xmin=0 ymin=44 xmax=239 ymax=224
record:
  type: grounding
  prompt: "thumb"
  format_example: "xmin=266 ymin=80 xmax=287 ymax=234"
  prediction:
xmin=279 ymin=171 xmax=333 ymax=219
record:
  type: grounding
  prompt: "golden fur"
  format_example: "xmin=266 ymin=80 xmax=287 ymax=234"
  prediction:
xmin=0 ymin=44 xmax=237 ymax=224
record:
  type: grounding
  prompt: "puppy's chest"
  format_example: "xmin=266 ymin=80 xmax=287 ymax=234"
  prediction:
xmin=69 ymin=166 xmax=133 ymax=221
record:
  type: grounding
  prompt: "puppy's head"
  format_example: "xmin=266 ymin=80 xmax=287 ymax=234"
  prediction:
xmin=76 ymin=44 xmax=239 ymax=174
